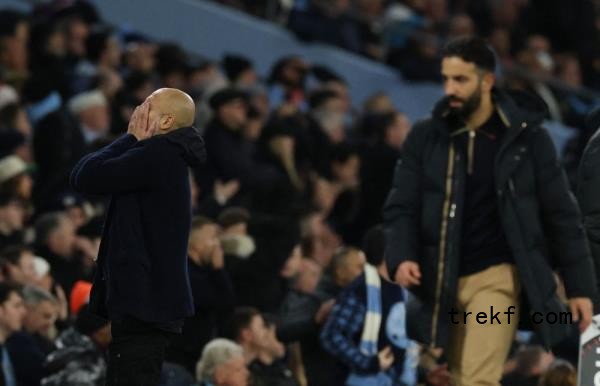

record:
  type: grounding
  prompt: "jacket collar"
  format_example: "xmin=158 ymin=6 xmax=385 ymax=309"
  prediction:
xmin=432 ymin=89 xmax=547 ymax=136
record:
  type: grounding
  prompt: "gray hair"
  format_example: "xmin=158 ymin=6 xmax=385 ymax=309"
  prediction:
xmin=21 ymin=285 xmax=57 ymax=306
xmin=196 ymin=338 xmax=244 ymax=383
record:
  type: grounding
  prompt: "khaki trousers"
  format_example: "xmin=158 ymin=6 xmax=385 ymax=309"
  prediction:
xmin=447 ymin=263 xmax=521 ymax=386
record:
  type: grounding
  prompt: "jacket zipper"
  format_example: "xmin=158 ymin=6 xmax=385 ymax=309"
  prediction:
xmin=468 ymin=130 xmax=475 ymax=175
xmin=431 ymin=144 xmax=456 ymax=346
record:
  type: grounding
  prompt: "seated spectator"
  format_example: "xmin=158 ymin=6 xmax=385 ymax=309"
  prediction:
xmin=34 ymin=211 xmax=89 ymax=295
xmin=226 ymin=213 xmax=301 ymax=312
xmin=222 ymin=54 xmax=258 ymax=90
xmin=20 ymin=285 xmax=57 ymax=344
xmin=317 ymin=246 xmax=366 ymax=301
xmin=501 ymin=345 xmax=554 ymax=386
xmin=0 ymin=193 xmax=27 ymax=250
xmin=249 ymin=315 xmax=299 ymax=386
xmin=537 ymin=360 xmax=576 ymax=386
xmin=278 ymin=257 xmax=324 ymax=344
xmin=0 ymin=282 xmax=26 ymax=386
xmin=196 ymin=338 xmax=250 ymax=386
xmin=6 ymin=286 xmax=58 ymax=386
xmin=279 ymin=247 xmax=365 ymax=386
xmin=0 ymin=245 xmax=37 ymax=286
xmin=0 ymin=154 xmax=33 ymax=201
xmin=41 ymin=304 xmax=110 ymax=386
xmin=30 ymin=85 xmax=99 ymax=210
xmin=320 ymin=226 xmax=451 ymax=386
xmin=166 ymin=216 xmax=235 ymax=374
xmin=229 ymin=307 xmax=269 ymax=363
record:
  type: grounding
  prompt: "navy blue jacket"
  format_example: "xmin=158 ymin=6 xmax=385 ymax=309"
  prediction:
xmin=70 ymin=127 xmax=206 ymax=323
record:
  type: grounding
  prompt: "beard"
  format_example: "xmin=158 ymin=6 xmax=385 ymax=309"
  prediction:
xmin=447 ymin=87 xmax=482 ymax=121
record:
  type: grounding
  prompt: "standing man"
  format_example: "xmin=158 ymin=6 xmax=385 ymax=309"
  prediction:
xmin=577 ymin=106 xmax=600 ymax=311
xmin=70 ymin=88 xmax=206 ymax=385
xmin=383 ymin=37 xmax=596 ymax=386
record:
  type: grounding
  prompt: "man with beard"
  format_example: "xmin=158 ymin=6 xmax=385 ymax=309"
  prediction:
xmin=383 ymin=36 xmax=595 ymax=386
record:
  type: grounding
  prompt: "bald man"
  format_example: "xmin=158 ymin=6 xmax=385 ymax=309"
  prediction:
xmin=70 ymin=88 xmax=206 ymax=386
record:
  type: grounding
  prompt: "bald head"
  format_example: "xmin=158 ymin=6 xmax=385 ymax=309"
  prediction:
xmin=146 ymin=88 xmax=196 ymax=133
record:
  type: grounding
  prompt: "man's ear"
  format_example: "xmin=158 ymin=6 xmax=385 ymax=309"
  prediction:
xmin=160 ymin=114 xmax=175 ymax=130
xmin=482 ymin=72 xmax=495 ymax=93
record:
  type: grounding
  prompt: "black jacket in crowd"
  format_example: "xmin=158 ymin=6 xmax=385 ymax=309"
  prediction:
xmin=70 ymin=127 xmax=206 ymax=324
xmin=383 ymin=90 xmax=597 ymax=350
xmin=577 ymin=108 xmax=600 ymax=310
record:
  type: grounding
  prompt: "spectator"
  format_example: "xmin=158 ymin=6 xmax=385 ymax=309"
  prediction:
xmin=41 ymin=304 xmax=110 ymax=386
xmin=0 ymin=9 xmax=29 ymax=81
xmin=196 ymin=338 xmax=250 ymax=386
xmin=0 ymin=282 xmax=26 ymax=386
xmin=167 ymin=216 xmax=236 ymax=374
xmin=537 ymin=360 xmax=576 ymax=386
xmin=0 ymin=194 xmax=27 ymax=250
xmin=34 ymin=211 xmax=86 ymax=295
xmin=249 ymin=315 xmax=299 ymax=386
xmin=6 ymin=286 xmax=58 ymax=386
xmin=198 ymin=87 xmax=275 ymax=196
xmin=0 ymin=155 xmax=34 ymax=201
xmin=0 ymin=245 xmax=37 ymax=286
xmin=501 ymin=345 xmax=554 ymax=386
xmin=222 ymin=54 xmax=258 ymax=89
xmin=358 ymin=112 xmax=409 ymax=232
xmin=230 ymin=307 xmax=269 ymax=363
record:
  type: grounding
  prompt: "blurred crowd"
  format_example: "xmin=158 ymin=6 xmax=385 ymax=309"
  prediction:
xmin=0 ymin=0 xmax=594 ymax=386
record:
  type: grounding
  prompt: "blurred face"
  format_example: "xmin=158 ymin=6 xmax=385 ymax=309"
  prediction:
xmin=247 ymin=315 xmax=269 ymax=350
xmin=67 ymin=19 xmax=89 ymax=57
xmin=80 ymin=105 xmax=110 ymax=133
xmin=236 ymin=69 xmax=258 ymax=88
xmin=24 ymin=300 xmax=57 ymax=335
xmin=214 ymin=355 xmax=249 ymax=386
xmin=125 ymin=43 xmax=156 ymax=72
xmin=0 ymin=292 xmax=26 ymax=334
xmin=442 ymin=57 xmax=488 ymax=119
xmin=386 ymin=113 xmax=411 ymax=149
xmin=219 ymin=99 xmax=248 ymax=130
xmin=295 ymin=258 xmax=322 ymax=294
xmin=8 ymin=251 xmax=37 ymax=285
xmin=104 ymin=37 xmax=121 ymax=68
xmin=49 ymin=217 xmax=77 ymax=257
xmin=0 ymin=200 xmax=26 ymax=231
xmin=36 ymin=274 xmax=54 ymax=293
xmin=188 ymin=224 xmax=220 ymax=262
xmin=336 ymin=251 xmax=366 ymax=287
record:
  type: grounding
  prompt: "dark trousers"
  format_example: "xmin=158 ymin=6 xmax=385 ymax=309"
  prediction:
xmin=106 ymin=318 xmax=174 ymax=386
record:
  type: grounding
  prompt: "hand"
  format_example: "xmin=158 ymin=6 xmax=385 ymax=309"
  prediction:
xmin=377 ymin=346 xmax=395 ymax=371
xmin=426 ymin=364 xmax=451 ymax=386
xmin=314 ymin=299 xmax=335 ymax=324
xmin=210 ymin=242 xmax=225 ymax=270
xmin=73 ymin=236 xmax=99 ymax=262
xmin=569 ymin=297 xmax=593 ymax=332
xmin=214 ymin=179 xmax=240 ymax=205
xmin=394 ymin=261 xmax=422 ymax=287
xmin=127 ymin=102 xmax=152 ymax=140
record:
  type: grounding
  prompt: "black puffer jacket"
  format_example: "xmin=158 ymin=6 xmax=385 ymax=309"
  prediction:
xmin=577 ymin=106 xmax=600 ymax=311
xmin=384 ymin=90 xmax=596 ymax=350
